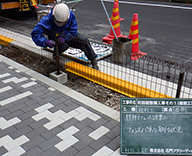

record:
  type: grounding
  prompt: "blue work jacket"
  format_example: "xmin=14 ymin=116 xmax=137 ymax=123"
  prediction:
xmin=31 ymin=9 xmax=78 ymax=47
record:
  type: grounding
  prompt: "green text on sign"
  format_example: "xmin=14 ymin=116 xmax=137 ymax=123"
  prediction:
xmin=120 ymin=98 xmax=192 ymax=155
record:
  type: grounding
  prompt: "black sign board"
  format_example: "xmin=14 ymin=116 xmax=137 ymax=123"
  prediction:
xmin=120 ymin=98 xmax=192 ymax=155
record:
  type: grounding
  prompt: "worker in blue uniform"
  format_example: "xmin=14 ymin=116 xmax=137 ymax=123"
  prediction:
xmin=31 ymin=3 xmax=99 ymax=70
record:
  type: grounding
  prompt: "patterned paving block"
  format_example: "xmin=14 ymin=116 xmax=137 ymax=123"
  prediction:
xmin=2 ymin=77 xmax=28 ymax=84
xmin=89 ymin=126 xmax=110 ymax=140
xmin=3 ymin=146 xmax=26 ymax=156
xmin=0 ymin=135 xmax=12 ymax=146
xmin=74 ymin=106 xmax=101 ymax=121
xmin=55 ymin=135 xmax=79 ymax=152
xmin=89 ymin=113 xmax=102 ymax=121
xmin=32 ymin=103 xmax=66 ymax=130
xmin=34 ymin=103 xmax=54 ymax=113
xmin=30 ymin=78 xmax=36 ymax=81
xmin=32 ymin=104 xmax=101 ymax=130
xmin=0 ymin=73 xmax=11 ymax=79
xmin=57 ymin=126 xmax=79 ymax=140
xmin=8 ymin=66 xmax=14 ymax=70
xmin=0 ymin=61 xmax=121 ymax=156
xmin=0 ymin=91 xmax=33 ymax=106
xmin=92 ymin=146 xmax=114 ymax=156
xmin=0 ymin=86 xmax=12 ymax=93
xmin=4 ymin=135 xmax=29 ymax=151
xmin=0 ymin=117 xmax=21 ymax=130
xmin=48 ymin=87 xmax=56 ymax=91
xmin=60 ymin=110 xmax=79 ymax=121
xmin=47 ymin=110 xmax=67 ymax=121
xmin=44 ymin=118 xmax=65 ymax=130
xmin=0 ymin=135 xmax=29 ymax=156
xmin=32 ymin=110 xmax=53 ymax=121
xmin=21 ymin=81 xmax=37 ymax=88
xmin=15 ymin=70 xmax=21 ymax=73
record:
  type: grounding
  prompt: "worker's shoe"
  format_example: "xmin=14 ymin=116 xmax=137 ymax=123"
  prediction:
xmin=91 ymin=58 xmax=99 ymax=70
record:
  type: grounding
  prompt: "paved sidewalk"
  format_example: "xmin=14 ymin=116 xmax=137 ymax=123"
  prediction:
xmin=0 ymin=54 xmax=123 ymax=156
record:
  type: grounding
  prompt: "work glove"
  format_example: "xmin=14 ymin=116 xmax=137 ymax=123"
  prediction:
xmin=45 ymin=40 xmax=55 ymax=48
xmin=58 ymin=36 xmax=65 ymax=45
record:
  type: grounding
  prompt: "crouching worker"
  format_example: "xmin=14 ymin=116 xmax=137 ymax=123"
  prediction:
xmin=31 ymin=3 xmax=99 ymax=70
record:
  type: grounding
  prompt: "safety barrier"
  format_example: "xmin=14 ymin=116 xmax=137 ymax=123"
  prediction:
xmin=65 ymin=61 xmax=172 ymax=98
xmin=1 ymin=16 xmax=192 ymax=98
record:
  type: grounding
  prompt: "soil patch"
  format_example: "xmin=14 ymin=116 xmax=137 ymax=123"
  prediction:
xmin=0 ymin=46 xmax=124 ymax=111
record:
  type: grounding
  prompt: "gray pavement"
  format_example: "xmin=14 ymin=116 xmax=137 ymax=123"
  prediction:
xmin=0 ymin=54 xmax=123 ymax=156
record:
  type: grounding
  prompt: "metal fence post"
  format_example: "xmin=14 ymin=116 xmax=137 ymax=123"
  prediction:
xmin=175 ymin=72 xmax=184 ymax=98
xmin=55 ymin=34 xmax=60 ymax=75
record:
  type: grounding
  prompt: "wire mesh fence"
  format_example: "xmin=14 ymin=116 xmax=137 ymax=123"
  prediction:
xmin=0 ymin=15 xmax=192 ymax=99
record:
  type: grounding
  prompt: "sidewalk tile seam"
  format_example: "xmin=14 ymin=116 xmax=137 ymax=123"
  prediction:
xmin=0 ymin=54 xmax=119 ymax=121
xmin=0 ymin=55 xmax=122 ymax=156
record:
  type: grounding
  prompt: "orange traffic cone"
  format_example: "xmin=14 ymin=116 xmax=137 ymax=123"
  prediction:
xmin=103 ymin=0 xmax=127 ymax=44
xmin=128 ymin=13 xmax=147 ymax=60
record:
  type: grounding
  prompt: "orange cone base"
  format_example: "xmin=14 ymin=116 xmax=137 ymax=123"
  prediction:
xmin=131 ymin=51 xmax=147 ymax=61
xmin=103 ymin=34 xmax=127 ymax=44
xmin=34 ymin=5 xmax=39 ymax=9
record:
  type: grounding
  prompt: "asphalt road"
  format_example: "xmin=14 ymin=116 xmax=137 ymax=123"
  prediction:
xmin=0 ymin=0 xmax=192 ymax=66
xmin=75 ymin=0 xmax=192 ymax=66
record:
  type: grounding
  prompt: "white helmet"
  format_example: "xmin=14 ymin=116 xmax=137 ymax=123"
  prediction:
xmin=53 ymin=3 xmax=70 ymax=23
